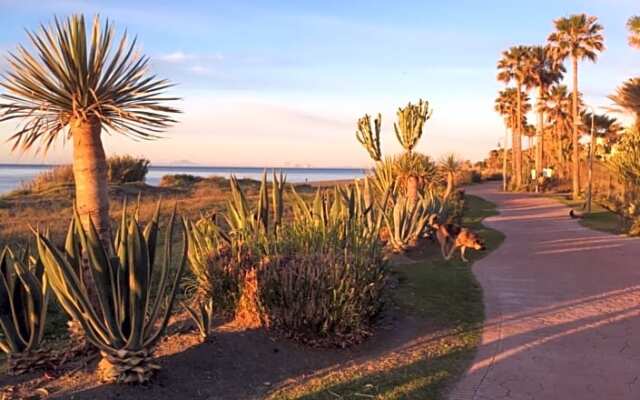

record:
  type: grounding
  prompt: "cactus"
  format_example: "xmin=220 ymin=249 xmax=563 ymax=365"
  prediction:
xmin=356 ymin=113 xmax=383 ymax=161
xmin=34 ymin=202 xmax=186 ymax=384
xmin=394 ymin=99 xmax=432 ymax=153
xmin=0 ymin=247 xmax=49 ymax=375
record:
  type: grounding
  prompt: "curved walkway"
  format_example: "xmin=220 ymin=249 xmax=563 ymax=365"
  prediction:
xmin=450 ymin=182 xmax=640 ymax=400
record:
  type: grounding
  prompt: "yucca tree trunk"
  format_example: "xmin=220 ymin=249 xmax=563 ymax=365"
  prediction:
xmin=443 ymin=172 xmax=454 ymax=201
xmin=571 ymin=57 xmax=580 ymax=200
xmin=514 ymin=85 xmax=523 ymax=190
xmin=407 ymin=176 xmax=419 ymax=204
xmin=71 ymin=118 xmax=111 ymax=245
xmin=536 ymin=88 xmax=544 ymax=187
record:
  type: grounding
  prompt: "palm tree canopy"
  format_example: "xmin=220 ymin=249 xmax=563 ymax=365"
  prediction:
xmin=628 ymin=16 xmax=640 ymax=49
xmin=528 ymin=45 xmax=565 ymax=91
xmin=495 ymin=88 xmax=531 ymax=129
xmin=547 ymin=14 xmax=605 ymax=63
xmin=581 ymin=112 xmax=622 ymax=141
xmin=0 ymin=14 xmax=180 ymax=152
xmin=542 ymin=85 xmax=573 ymax=133
xmin=609 ymin=78 xmax=640 ymax=124
xmin=497 ymin=46 xmax=534 ymax=88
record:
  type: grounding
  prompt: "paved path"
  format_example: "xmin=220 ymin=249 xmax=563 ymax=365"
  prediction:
xmin=450 ymin=182 xmax=640 ymax=400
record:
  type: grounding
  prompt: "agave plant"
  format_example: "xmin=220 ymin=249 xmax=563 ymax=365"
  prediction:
xmin=0 ymin=248 xmax=49 ymax=375
xmin=383 ymin=194 xmax=434 ymax=253
xmin=34 ymin=202 xmax=186 ymax=384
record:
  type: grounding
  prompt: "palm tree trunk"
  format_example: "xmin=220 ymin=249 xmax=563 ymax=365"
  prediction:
xmin=556 ymin=125 xmax=564 ymax=179
xmin=71 ymin=118 xmax=112 ymax=245
xmin=571 ymin=56 xmax=580 ymax=200
xmin=536 ymin=87 xmax=544 ymax=184
xmin=503 ymin=127 xmax=509 ymax=191
xmin=515 ymin=84 xmax=523 ymax=189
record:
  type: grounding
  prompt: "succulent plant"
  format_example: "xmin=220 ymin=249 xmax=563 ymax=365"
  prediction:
xmin=383 ymin=194 xmax=434 ymax=253
xmin=394 ymin=99 xmax=432 ymax=153
xmin=34 ymin=201 xmax=186 ymax=384
xmin=356 ymin=113 xmax=383 ymax=162
xmin=0 ymin=247 xmax=49 ymax=375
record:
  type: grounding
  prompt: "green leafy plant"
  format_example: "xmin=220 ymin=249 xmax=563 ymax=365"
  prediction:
xmin=0 ymin=248 xmax=49 ymax=375
xmin=34 ymin=202 xmax=186 ymax=384
xmin=383 ymin=194 xmax=439 ymax=253
xmin=394 ymin=99 xmax=432 ymax=153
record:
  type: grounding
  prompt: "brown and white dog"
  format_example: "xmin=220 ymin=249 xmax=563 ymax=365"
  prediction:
xmin=429 ymin=215 xmax=486 ymax=262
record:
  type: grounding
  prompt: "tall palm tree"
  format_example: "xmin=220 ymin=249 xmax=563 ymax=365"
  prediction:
xmin=497 ymin=46 xmax=534 ymax=189
xmin=495 ymin=88 xmax=531 ymax=183
xmin=581 ymin=112 xmax=622 ymax=155
xmin=0 ymin=15 xmax=179 ymax=243
xmin=527 ymin=46 xmax=565 ymax=181
xmin=548 ymin=14 xmax=605 ymax=199
xmin=609 ymin=78 xmax=640 ymax=130
xmin=542 ymin=85 xmax=573 ymax=177
xmin=628 ymin=16 xmax=640 ymax=49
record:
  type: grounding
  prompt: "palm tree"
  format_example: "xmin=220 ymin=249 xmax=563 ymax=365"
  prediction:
xmin=495 ymin=88 xmax=531 ymax=184
xmin=542 ymin=85 xmax=573 ymax=177
xmin=0 ymin=15 xmax=179 ymax=243
xmin=548 ymin=14 xmax=605 ymax=199
xmin=581 ymin=112 xmax=622 ymax=155
xmin=497 ymin=46 xmax=534 ymax=189
xmin=628 ymin=16 xmax=640 ymax=49
xmin=609 ymin=78 xmax=640 ymax=130
xmin=527 ymin=46 xmax=565 ymax=183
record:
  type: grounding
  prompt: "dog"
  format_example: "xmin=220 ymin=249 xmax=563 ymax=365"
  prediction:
xmin=429 ymin=215 xmax=486 ymax=262
xmin=569 ymin=209 xmax=584 ymax=219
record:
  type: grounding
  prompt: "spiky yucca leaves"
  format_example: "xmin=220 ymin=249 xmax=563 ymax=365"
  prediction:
xmin=383 ymin=194 xmax=434 ymax=253
xmin=0 ymin=14 xmax=179 ymax=151
xmin=393 ymin=152 xmax=438 ymax=201
xmin=356 ymin=113 xmax=382 ymax=162
xmin=394 ymin=99 xmax=432 ymax=153
xmin=34 ymin=203 xmax=186 ymax=384
xmin=184 ymin=171 xmax=285 ymax=334
xmin=259 ymin=189 xmax=387 ymax=347
xmin=0 ymin=248 xmax=49 ymax=375
xmin=371 ymin=156 xmax=399 ymax=199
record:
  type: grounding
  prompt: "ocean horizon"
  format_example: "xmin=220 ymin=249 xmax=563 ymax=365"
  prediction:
xmin=0 ymin=163 xmax=369 ymax=195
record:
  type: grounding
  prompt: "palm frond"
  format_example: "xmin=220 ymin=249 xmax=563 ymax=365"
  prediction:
xmin=0 ymin=14 xmax=180 ymax=152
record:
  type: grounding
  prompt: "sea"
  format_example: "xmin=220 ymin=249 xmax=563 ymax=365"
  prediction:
xmin=0 ymin=164 xmax=369 ymax=195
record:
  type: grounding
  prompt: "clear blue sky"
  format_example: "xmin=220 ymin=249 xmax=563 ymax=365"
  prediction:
xmin=0 ymin=0 xmax=638 ymax=167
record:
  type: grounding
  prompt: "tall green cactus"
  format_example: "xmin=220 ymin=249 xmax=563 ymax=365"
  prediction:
xmin=0 ymin=247 xmax=49 ymax=375
xmin=35 ymin=202 xmax=186 ymax=384
xmin=356 ymin=113 xmax=383 ymax=161
xmin=394 ymin=99 xmax=432 ymax=153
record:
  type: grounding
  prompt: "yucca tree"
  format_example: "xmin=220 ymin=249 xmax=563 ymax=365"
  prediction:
xmin=497 ymin=46 xmax=534 ymax=189
xmin=609 ymin=78 xmax=640 ymax=130
xmin=527 ymin=46 xmax=565 ymax=182
xmin=439 ymin=153 xmax=460 ymax=202
xmin=628 ymin=16 xmax=640 ymax=49
xmin=542 ymin=85 xmax=573 ymax=177
xmin=393 ymin=99 xmax=432 ymax=202
xmin=548 ymin=14 xmax=605 ymax=199
xmin=0 ymin=15 xmax=179 ymax=244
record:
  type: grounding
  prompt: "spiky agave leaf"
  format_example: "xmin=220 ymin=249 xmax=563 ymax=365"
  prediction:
xmin=0 ymin=14 xmax=180 ymax=153
xmin=34 ymin=205 xmax=186 ymax=383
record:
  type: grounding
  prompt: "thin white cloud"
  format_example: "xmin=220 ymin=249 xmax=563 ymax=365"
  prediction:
xmin=159 ymin=51 xmax=191 ymax=63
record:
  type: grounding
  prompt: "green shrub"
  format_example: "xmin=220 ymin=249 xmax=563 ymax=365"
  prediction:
xmin=18 ymin=155 xmax=150 ymax=193
xmin=160 ymin=174 xmax=204 ymax=187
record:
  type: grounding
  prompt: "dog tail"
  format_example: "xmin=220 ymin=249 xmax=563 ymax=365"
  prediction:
xmin=428 ymin=214 xmax=440 ymax=228
xmin=569 ymin=209 xmax=584 ymax=219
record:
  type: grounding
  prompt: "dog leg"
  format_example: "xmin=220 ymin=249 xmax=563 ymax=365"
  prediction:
xmin=461 ymin=247 xmax=468 ymax=262
xmin=445 ymin=242 xmax=458 ymax=260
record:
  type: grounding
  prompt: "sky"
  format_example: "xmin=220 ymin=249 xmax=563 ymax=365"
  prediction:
xmin=0 ymin=0 xmax=638 ymax=168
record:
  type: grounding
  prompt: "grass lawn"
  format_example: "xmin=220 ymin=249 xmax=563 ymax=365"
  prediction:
xmin=269 ymin=195 xmax=505 ymax=400
xmin=552 ymin=195 xmax=625 ymax=235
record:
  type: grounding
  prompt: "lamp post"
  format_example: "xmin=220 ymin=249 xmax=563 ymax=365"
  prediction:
xmin=586 ymin=107 xmax=596 ymax=214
